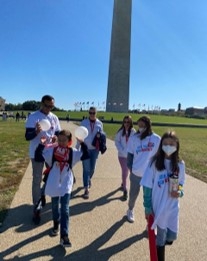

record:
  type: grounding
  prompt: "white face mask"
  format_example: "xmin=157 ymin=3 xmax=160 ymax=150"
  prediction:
xmin=139 ymin=127 xmax=145 ymax=133
xmin=162 ymin=145 xmax=177 ymax=156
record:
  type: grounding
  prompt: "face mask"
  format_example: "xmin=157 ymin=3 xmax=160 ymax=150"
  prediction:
xmin=139 ymin=128 xmax=145 ymax=133
xmin=162 ymin=145 xmax=177 ymax=156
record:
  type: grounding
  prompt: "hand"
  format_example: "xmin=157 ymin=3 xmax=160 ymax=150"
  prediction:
xmin=76 ymin=137 xmax=83 ymax=143
xmin=170 ymin=190 xmax=180 ymax=198
xmin=40 ymin=136 xmax=47 ymax=144
xmin=51 ymin=135 xmax=58 ymax=143
xmin=36 ymin=122 xmax=42 ymax=134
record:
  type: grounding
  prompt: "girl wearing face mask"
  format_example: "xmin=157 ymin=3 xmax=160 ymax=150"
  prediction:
xmin=141 ymin=131 xmax=185 ymax=261
xmin=126 ymin=116 xmax=161 ymax=223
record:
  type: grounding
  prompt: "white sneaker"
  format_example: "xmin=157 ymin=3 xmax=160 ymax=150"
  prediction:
xmin=127 ymin=209 xmax=134 ymax=223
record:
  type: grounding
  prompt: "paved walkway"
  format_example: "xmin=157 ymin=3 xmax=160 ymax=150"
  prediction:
xmin=0 ymin=121 xmax=207 ymax=261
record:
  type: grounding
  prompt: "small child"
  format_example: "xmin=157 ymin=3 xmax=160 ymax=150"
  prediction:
xmin=35 ymin=129 xmax=89 ymax=247
xmin=140 ymin=131 xmax=185 ymax=261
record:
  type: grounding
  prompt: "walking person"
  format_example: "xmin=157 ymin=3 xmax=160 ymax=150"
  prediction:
xmin=25 ymin=95 xmax=61 ymax=224
xmin=126 ymin=116 xmax=161 ymax=223
xmin=76 ymin=106 xmax=105 ymax=199
xmin=35 ymin=129 xmax=89 ymax=247
xmin=115 ymin=115 xmax=136 ymax=200
xmin=140 ymin=131 xmax=185 ymax=261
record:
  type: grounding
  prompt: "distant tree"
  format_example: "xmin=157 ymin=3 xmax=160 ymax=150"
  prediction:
xmin=178 ymin=103 xmax=181 ymax=111
xmin=22 ymin=100 xmax=40 ymax=111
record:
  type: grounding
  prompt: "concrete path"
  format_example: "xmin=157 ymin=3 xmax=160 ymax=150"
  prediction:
xmin=0 ymin=121 xmax=207 ymax=261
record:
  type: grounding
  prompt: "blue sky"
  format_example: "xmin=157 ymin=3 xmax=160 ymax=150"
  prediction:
xmin=0 ymin=0 xmax=207 ymax=111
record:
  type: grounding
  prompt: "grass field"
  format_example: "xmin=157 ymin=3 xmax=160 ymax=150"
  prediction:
xmin=0 ymin=112 xmax=207 ymax=223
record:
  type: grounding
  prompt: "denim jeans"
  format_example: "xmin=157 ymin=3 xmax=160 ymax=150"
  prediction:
xmin=31 ymin=159 xmax=45 ymax=206
xmin=51 ymin=193 xmax=71 ymax=237
xmin=156 ymin=226 xmax=177 ymax=246
xmin=128 ymin=173 xmax=142 ymax=210
xmin=82 ymin=149 xmax=99 ymax=188
xmin=118 ymin=157 xmax=129 ymax=191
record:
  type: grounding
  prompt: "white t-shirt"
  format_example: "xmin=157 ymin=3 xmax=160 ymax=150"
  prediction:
xmin=25 ymin=110 xmax=61 ymax=158
xmin=80 ymin=118 xmax=103 ymax=150
xmin=141 ymin=159 xmax=186 ymax=232
xmin=127 ymin=133 xmax=161 ymax=177
xmin=115 ymin=128 xmax=136 ymax=158
xmin=43 ymin=147 xmax=82 ymax=197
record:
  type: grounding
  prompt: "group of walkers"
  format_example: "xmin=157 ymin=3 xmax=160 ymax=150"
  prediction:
xmin=25 ymin=94 xmax=186 ymax=260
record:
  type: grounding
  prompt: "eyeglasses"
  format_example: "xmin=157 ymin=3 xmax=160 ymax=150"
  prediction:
xmin=43 ymin=103 xmax=54 ymax=109
xmin=89 ymin=111 xmax=96 ymax=115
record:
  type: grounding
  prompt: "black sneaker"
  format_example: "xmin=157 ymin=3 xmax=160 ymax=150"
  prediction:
xmin=41 ymin=195 xmax=46 ymax=207
xmin=32 ymin=210 xmax=41 ymax=225
xmin=51 ymin=221 xmax=59 ymax=236
xmin=123 ymin=190 xmax=128 ymax=201
xmin=60 ymin=236 xmax=72 ymax=247
xmin=83 ymin=189 xmax=89 ymax=199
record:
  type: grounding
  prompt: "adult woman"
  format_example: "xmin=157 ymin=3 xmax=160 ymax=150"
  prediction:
xmin=126 ymin=116 xmax=161 ymax=222
xmin=141 ymin=131 xmax=185 ymax=260
xmin=77 ymin=107 xmax=104 ymax=199
xmin=115 ymin=115 xmax=136 ymax=200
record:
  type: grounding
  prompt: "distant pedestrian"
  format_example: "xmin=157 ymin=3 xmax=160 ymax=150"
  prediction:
xmin=76 ymin=106 xmax=105 ymax=199
xmin=15 ymin=112 xmax=20 ymax=122
xmin=126 ymin=116 xmax=161 ymax=223
xmin=140 ymin=131 xmax=185 ymax=261
xmin=35 ymin=129 xmax=89 ymax=247
xmin=25 ymin=95 xmax=61 ymax=225
xmin=115 ymin=115 xmax=136 ymax=200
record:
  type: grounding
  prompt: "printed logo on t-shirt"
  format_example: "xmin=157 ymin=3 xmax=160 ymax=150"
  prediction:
xmin=157 ymin=173 xmax=169 ymax=187
xmin=135 ymin=142 xmax=155 ymax=154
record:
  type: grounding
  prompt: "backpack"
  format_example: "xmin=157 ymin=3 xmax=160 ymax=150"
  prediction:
xmin=43 ymin=147 xmax=73 ymax=183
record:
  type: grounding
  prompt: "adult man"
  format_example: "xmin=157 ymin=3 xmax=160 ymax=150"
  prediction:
xmin=25 ymin=95 xmax=61 ymax=224
xmin=77 ymin=107 xmax=105 ymax=199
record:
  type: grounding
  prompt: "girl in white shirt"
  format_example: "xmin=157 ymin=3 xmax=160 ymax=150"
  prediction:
xmin=126 ymin=116 xmax=161 ymax=223
xmin=115 ymin=115 xmax=136 ymax=200
xmin=141 ymin=131 xmax=185 ymax=261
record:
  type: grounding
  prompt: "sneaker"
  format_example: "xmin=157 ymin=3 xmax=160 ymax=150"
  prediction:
xmin=41 ymin=195 xmax=46 ymax=207
xmin=126 ymin=209 xmax=134 ymax=223
xmin=123 ymin=190 xmax=128 ymax=201
xmin=32 ymin=210 xmax=41 ymax=225
xmin=51 ymin=221 xmax=59 ymax=236
xmin=60 ymin=236 xmax=72 ymax=247
xmin=83 ymin=189 xmax=89 ymax=199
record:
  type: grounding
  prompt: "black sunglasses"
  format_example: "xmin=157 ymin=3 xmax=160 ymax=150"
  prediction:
xmin=89 ymin=111 xmax=96 ymax=115
xmin=43 ymin=103 xmax=54 ymax=109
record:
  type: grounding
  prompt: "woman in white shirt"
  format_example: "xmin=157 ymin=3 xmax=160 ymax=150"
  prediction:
xmin=115 ymin=115 xmax=136 ymax=200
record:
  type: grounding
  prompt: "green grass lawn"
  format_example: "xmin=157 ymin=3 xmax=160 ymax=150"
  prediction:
xmin=0 ymin=112 xmax=206 ymax=223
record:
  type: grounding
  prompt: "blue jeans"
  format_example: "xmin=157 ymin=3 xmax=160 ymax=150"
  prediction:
xmin=51 ymin=193 xmax=71 ymax=237
xmin=128 ymin=173 xmax=142 ymax=210
xmin=31 ymin=159 xmax=45 ymax=206
xmin=156 ymin=226 xmax=177 ymax=246
xmin=82 ymin=149 xmax=99 ymax=188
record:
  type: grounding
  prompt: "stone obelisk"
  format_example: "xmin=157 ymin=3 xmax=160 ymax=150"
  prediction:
xmin=106 ymin=0 xmax=132 ymax=112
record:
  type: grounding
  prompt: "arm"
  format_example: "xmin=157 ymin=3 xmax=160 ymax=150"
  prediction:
xmin=25 ymin=128 xmax=38 ymax=141
xmin=143 ymin=186 xmax=153 ymax=217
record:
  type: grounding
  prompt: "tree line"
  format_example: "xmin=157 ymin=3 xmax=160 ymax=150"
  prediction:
xmin=5 ymin=100 xmax=63 ymax=111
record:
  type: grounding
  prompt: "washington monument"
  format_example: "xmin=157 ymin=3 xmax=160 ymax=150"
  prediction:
xmin=106 ymin=0 xmax=132 ymax=112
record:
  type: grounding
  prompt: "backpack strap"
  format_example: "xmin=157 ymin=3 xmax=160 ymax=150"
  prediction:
xmin=68 ymin=147 xmax=73 ymax=170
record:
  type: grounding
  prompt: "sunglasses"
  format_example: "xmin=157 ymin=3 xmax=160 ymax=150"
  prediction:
xmin=43 ymin=103 xmax=54 ymax=109
xmin=89 ymin=112 xmax=96 ymax=115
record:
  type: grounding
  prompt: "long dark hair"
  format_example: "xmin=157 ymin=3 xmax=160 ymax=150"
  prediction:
xmin=117 ymin=115 xmax=134 ymax=136
xmin=137 ymin=116 xmax=152 ymax=140
xmin=151 ymin=131 xmax=181 ymax=173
